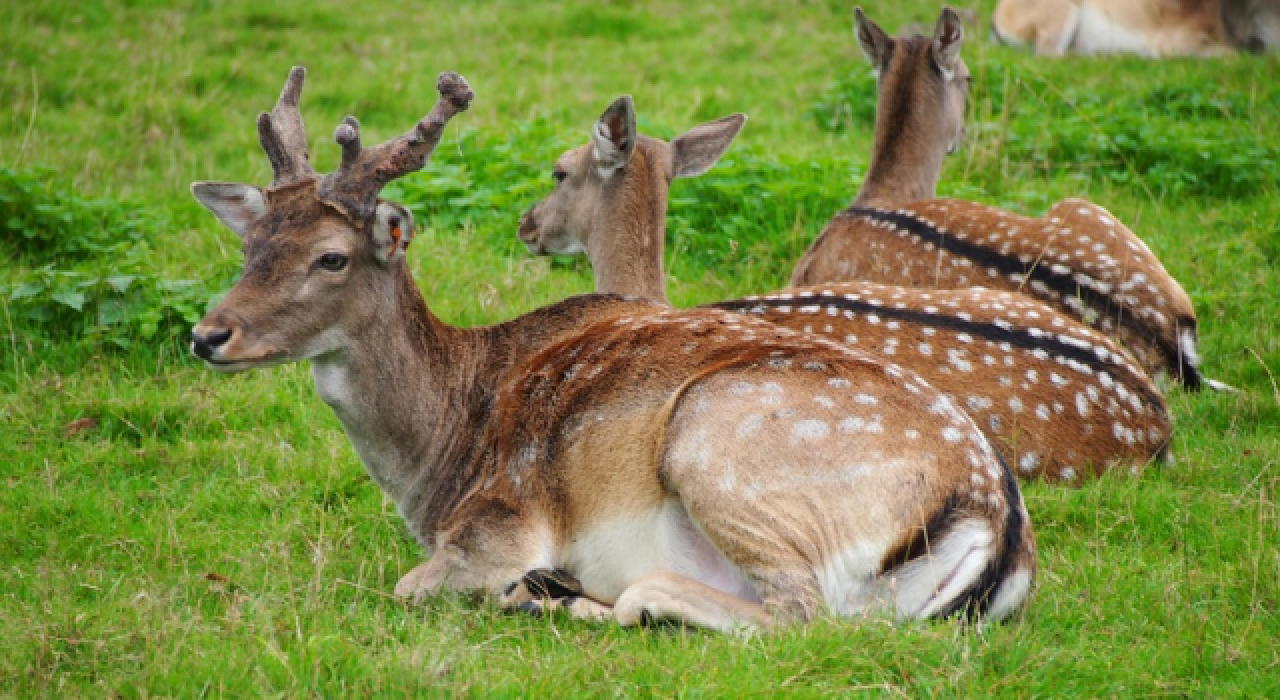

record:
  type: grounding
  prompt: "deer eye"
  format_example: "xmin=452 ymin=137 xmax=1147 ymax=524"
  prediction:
xmin=552 ymin=168 xmax=567 ymax=183
xmin=317 ymin=253 xmax=349 ymax=271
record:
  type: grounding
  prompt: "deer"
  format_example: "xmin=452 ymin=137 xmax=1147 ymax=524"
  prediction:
xmin=788 ymin=7 xmax=1233 ymax=392
xmin=188 ymin=66 xmax=1035 ymax=632
xmin=993 ymin=0 xmax=1279 ymax=57
xmin=517 ymin=95 xmax=1173 ymax=484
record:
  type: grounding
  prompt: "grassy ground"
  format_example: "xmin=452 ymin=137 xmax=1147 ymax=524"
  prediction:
xmin=2 ymin=0 xmax=1279 ymax=696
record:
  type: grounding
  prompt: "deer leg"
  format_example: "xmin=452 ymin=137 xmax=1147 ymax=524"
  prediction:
xmin=393 ymin=556 xmax=456 ymax=602
xmin=612 ymin=570 xmax=781 ymax=633
xmin=1029 ymin=0 xmax=1081 ymax=56
xmin=497 ymin=568 xmax=616 ymax=622
xmin=394 ymin=510 xmax=553 ymax=604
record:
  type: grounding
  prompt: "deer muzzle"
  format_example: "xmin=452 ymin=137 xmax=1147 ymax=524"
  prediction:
xmin=517 ymin=209 xmax=541 ymax=250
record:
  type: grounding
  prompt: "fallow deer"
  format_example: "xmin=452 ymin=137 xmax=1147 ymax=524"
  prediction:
xmin=189 ymin=67 xmax=1035 ymax=631
xmin=993 ymin=0 xmax=1278 ymax=57
xmin=518 ymin=96 xmax=1172 ymax=483
xmin=789 ymin=7 xmax=1231 ymax=391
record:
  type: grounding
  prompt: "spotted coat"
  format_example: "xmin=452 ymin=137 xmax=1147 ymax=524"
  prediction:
xmin=791 ymin=198 xmax=1209 ymax=389
xmin=712 ymin=281 xmax=1172 ymax=483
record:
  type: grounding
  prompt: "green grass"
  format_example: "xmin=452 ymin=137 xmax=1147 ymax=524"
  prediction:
xmin=2 ymin=0 xmax=1279 ymax=696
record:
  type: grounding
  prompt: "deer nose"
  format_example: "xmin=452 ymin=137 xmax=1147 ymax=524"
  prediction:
xmin=191 ymin=327 xmax=233 ymax=360
xmin=518 ymin=210 xmax=538 ymax=242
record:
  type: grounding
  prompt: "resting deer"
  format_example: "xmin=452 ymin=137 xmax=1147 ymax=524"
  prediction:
xmin=518 ymin=96 xmax=1172 ymax=483
xmin=189 ymin=67 xmax=1035 ymax=631
xmin=993 ymin=0 xmax=1278 ymax=57
xmin=789 ymin=7 xmax=1231 ymax=391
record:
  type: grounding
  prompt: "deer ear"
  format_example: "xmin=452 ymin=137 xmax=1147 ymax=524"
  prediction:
xmin=372 ymin=201 xmax=416 ymax=263
xmin=854 ymin=7 xmax=893 ymax=71
xmin=191 ymin=182 xmax=267 ymax=238
xmin=591 ymin=95 xmax=637 ymax=177
xmin=932 ymin=7 xmax=965 ymax=78
xmin=670 ymin=114 xmax=747 ymax=179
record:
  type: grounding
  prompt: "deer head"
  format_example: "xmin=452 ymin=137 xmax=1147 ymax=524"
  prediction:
xmin=853 ymin=6 xmax=970 ymax=207
xmin=518 ymin=96 xmax=746 ymax=302
xmin=189 ymin=67 xmax=473 ymax=370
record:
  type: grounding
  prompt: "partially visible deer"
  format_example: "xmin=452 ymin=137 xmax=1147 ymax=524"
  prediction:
xmin=993 ymin=0 xmax=1279 ymax=56
xmin=790 ymin=7 xmax=1231 ymax=391
xmin=189 ymin=67 xmax=1034 ymax=631
xmin=518 ymin=96 xmax=1172 ymax=483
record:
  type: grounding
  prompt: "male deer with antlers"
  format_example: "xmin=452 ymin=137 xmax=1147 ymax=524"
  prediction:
xmin=518 ymin=95 xmax=1172 ymax=483
xmin=189 ymin=67 xmax=1034 ymax=631
xmin=789 ymin=7 xmax=1230 ymax=391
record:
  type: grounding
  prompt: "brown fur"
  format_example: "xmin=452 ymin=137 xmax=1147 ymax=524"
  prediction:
xmin=189 ymin=68 xmax=1036 ymax=631
xmin=790 ymin=10 xmax=1219 ymax=388
xmin=519 ymin=101 xmax=1172 ymax=483
xmin=853 ymin=7 xmax=970 ymax=208
xmin=792 ymin=199 xmax=1207 ymax=387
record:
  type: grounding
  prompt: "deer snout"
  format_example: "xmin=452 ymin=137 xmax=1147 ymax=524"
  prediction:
xmin=518 ymin=209 xmax=540 ymax=247
xmin=947 ymin=125 xmax=968 ymax=155
xmin=191 ymin=323 xmax=233 ymax=361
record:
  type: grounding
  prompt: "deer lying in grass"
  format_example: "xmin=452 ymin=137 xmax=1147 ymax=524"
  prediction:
xmin=518 ymin=96 xmax=1172 ymax=483
xmin=789 ymin=7 xmax=1231 ymax=391
xmin=993 ymin=0 xmax=1278 ymax=56
xmin=189 ymin=67 xmax=1035 ymax=630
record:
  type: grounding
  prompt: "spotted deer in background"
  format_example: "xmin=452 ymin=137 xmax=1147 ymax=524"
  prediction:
xmin=789 ymin=7 xmax=1232 ymax=391
xmin=188 ymin=67 xmax=1035 ymax=631
xmin=518 ymin=96 xmax=1172 ymax=483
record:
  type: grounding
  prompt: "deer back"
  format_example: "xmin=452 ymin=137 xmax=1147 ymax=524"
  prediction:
xmin=792 ymin=197 xmax=1205 ymax=387
xmin=713 ymin=281 xmax=1172 ymax=482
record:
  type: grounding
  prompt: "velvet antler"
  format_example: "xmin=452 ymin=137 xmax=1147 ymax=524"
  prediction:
xmin=318 ymin=72 xmax=474 ymax=220
xmin=257 ymin=66 xmax=315 ymax=188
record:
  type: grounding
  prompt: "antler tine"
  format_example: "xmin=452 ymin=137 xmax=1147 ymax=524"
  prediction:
xmin=257 ymin=65 xmax=315 ymax=188
xmin=335 ymin=116 xmax=363 ymax=170
xmin=318 ymin=72 xmax=475 ymax=220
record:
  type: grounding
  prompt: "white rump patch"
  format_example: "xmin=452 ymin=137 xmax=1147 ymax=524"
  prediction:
xmin=1178 ymin=327 xmax=1201 ymax=368
xmin=986 ymin=567 xmax=1033 ymax=621
xmin=891 ymin=519 xmax=996 ymax=619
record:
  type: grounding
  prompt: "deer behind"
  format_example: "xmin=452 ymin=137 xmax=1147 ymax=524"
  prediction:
xmin=789 ymin=7 xmax=1230 ymax=391
xmin=518 ymin=94 xmax=1172 ymax=483
xmin=189 ymin=67 xmax=1034 ymax=631
xmin=993 ymin=0 xmax=1279 ymax=56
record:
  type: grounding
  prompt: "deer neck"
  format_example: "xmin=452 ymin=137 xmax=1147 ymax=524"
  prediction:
xmin=307 ymin=265 xmax=651 ymax=544
xmin=308 ymin=265 xmax=490 ymax=539
xmin=587 ymin=154 xmax=671 ymax=304
xmin=854 ymin=104 xmax=946 ymax=208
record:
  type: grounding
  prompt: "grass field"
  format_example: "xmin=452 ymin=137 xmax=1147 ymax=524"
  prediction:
xmin=2 ymin=0 xmax=1278 ymax=696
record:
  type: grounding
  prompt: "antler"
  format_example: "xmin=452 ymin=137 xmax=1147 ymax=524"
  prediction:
xmin=318 ymin=72 xmax=475 ymax=220
xmin=257 ymin=66 xmax=315 ymax=188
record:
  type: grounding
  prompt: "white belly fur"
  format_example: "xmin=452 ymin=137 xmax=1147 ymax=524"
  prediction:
xmin=1073 ymin=5 xmax=1158 ymax=56
xmin=561 ymin=498 xmax=760 ymax=604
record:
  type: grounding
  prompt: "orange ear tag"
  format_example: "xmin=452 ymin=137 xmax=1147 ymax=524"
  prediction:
xmin=390 ymin=226 xmax=402 ymax=256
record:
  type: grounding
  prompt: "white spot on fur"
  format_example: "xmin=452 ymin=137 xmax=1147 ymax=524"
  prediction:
xmin=792 ymin=419 xmax=831 ymax=442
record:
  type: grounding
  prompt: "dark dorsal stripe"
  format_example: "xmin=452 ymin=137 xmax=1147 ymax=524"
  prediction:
xmin=840 ymin=206 xmax=1200 ymax=388
xmin=708 ymin=293 xmax=1167 ymax=413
